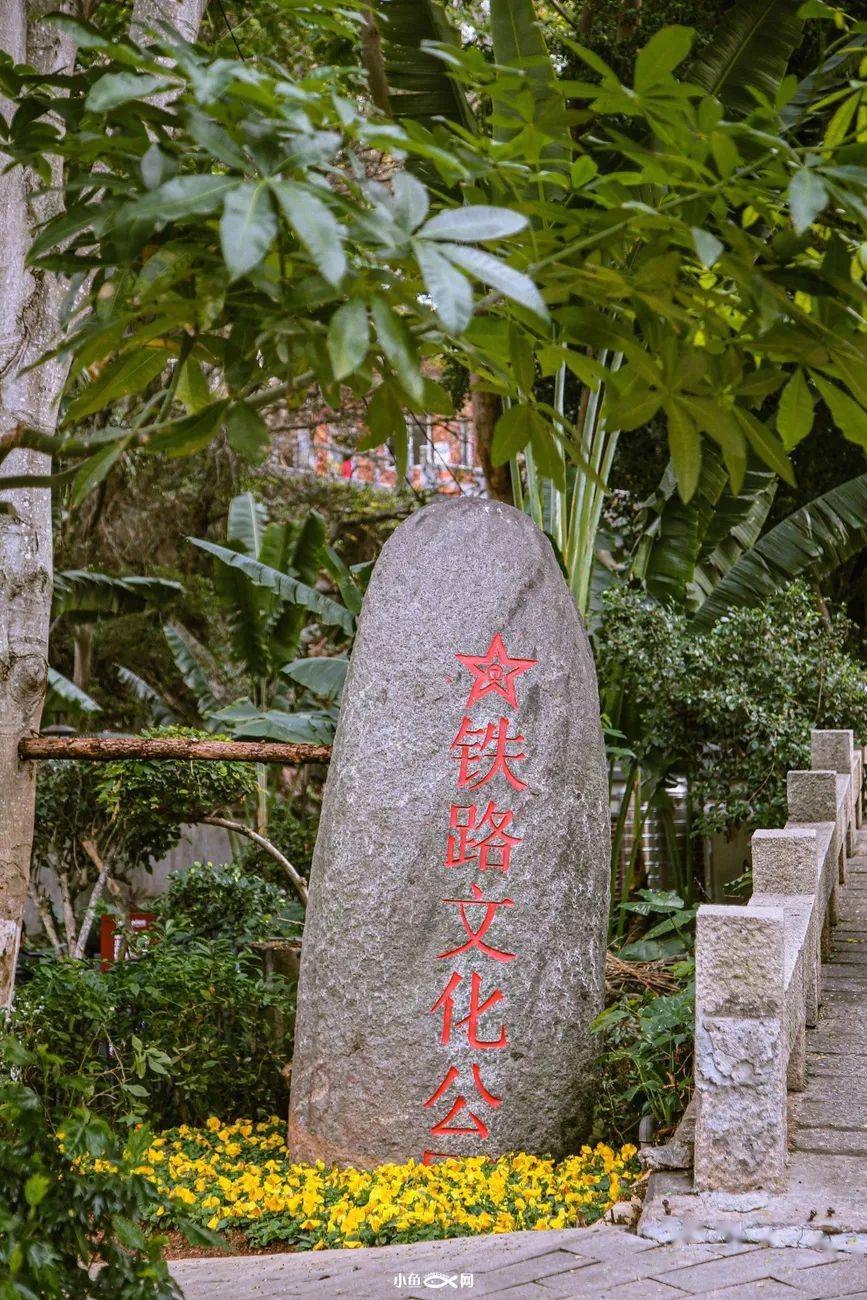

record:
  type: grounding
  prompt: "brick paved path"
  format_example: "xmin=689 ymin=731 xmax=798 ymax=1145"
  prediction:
xmin=170 ymin=1224 xmax=867 ymax=1298
xmin=789 ymin=827 xmax=867 ymax=1175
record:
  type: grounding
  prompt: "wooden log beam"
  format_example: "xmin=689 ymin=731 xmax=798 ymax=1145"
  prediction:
xmin=18 ymin=736 xmax=332 ymax=764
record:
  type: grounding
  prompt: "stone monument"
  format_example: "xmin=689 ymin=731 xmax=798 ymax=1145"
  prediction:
xmin=289 ymin=497 xmax=610 ymax=1167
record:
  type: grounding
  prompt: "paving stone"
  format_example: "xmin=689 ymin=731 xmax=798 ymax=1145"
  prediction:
xmin=655 ymin=1248 xmax=829 ymax=1293
xmin=791 ymin=1129 xmax=867 ymax=1157
xmin=774 ymin=1256 xmax=867 ymax=1298
xmin=557 ymin=1226 xmax=663 ymax=1258
xmin=695 ymin=1284 xmax=805 ymax=1299
xmin=467 ymin=1250 xmax=592 ymax=1294
xmin=590 ymin=1282 xmax=690 ymax=1299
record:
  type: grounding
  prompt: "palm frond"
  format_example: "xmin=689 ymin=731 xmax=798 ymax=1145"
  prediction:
xmin=376 ymin=0 xmax=475 ymax=132
xmin=226 ymin=492 xmax=268 ymax=558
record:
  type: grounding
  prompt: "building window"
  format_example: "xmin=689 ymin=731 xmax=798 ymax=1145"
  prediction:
xmin=458 ymin=418 xmax=472 ymax=468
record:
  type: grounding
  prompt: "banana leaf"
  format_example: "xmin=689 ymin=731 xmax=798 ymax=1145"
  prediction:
xmin=691 ymin=473 xmax=867 ymax=631
xmin=52 ymin=570 xmax=181 ymax=624
xmin=689 ymin=0 xmax=805 ymax=115
xmin=375 ymin=0 xmax=474 ymax=132
xmin=44 ymin=665 xmax=101 ymax=715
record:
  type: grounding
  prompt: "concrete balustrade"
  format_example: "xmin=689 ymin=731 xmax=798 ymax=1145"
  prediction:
xmin=693 ymin=729 xmax=860 ymax=1193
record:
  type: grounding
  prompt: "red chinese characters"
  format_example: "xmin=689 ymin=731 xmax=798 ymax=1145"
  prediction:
xmin=423 ymin=631 xmax=537 ymax=1164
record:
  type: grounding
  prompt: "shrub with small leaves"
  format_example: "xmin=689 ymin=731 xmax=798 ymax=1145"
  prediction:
xmin=0 ymin=1037 xmax=190 ymax=1299
xmin=13 ymin=934 xmax=295 ymax=1129
xmin=96 ymin=726 xmax=258 ymax=865
xmin=156 ymin=860 xmax=302 ymax=941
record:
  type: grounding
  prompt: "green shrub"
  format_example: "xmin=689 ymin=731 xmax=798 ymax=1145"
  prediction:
xmin=0 ymin=1038 xmax=183 ymax=1299
xmin=13 ymin=935 xmax=294 ymax=1128
xmin=156 ymin=861 xmax=303 ymax=941
xmin=592 ymin=967 xmax=695 ymax=1146
xmin=597 ymin=581 xmax=867 ymax=835
xmin=239 ymin=801 xmax=319 ymax=885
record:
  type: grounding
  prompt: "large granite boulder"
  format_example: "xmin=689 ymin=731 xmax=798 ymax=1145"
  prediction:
xmin=289 ymin=497 xmax=610 ymax=1166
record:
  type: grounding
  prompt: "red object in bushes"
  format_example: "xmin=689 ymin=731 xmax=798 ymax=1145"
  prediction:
xmin=100 ymin=911 xmax=154 ymax=970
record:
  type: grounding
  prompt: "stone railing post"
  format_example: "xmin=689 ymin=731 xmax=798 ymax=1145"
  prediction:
xmin=694 ymin=905 xmax=786 ymax=1192
xmin=787 ymin=769 xmax=841 ymax=942
xmin=752 ymin=828 xmax=819 ymax=1028
xmin=811 ymin=729 xmax=856 ymax=852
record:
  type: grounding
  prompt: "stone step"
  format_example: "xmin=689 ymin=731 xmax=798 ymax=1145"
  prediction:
xmin=786 ymin=1150 xmax=867 ymax=1198
xmin=808 ymin=1051 xmax=867 ymax=1078
xmin=790 ymin=1127 xmax=867 ymax=1157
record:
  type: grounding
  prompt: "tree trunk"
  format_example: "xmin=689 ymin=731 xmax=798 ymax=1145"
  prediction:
xmin=471 ymin=381 xmax=511 ymax=503
xmin=130 ymin=0 xmax=207 ymax=43
xmin=0 ymin=1 xmax=75 ymax=1007
xmin=0 ymin=0 xmax=209 ymax=1007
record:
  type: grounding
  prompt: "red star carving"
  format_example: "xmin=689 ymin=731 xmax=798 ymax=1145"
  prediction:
xmin=455 ymin=633 xmax=537 ymax=711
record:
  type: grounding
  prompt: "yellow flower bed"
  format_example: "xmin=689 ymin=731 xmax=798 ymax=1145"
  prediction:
xmin=134 ymin=1118 xmax=641 ymax=1251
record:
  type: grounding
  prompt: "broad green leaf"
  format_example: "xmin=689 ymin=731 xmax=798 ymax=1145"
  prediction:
xmin=665 ymin=401 xmax=702 ymax=503
xmin=371 ymin=297 xmax=424 ymax=401
xmin=116 ymin=666 xmax=178 ymax=726
xmin=189 ymin=539 xmax=355 ymax=634
xmin=824 ymin=90 xmax=859 ymax=152
xmin=438 ymin=243 xmax=548 ymax=321
xmin=324 ymin=546 xmax=364 ymax=616
xmin=690 ymin=0 xmax=805 ymax=116
xmin=218 ymin=705 xmax=336 ymax=744
xmin=71 ymin=443 xmax=124 ymax=508
xmin=362 ymin=382 xmax=406 ymax=442
xmin=326 ymin=299 xmax=370 ymax=380
xmin=735 ymin=409 xmax=796 ymax=484
xmin=491 ymin=404 xmax=546 ymax=465
xmin=271 ymin=180 xmax=346 ymax=286
xmin=421 ymin=378 xmax=455 ymax=416
xmin=812 ymin=373 xmax=867 ymax=448
xmin=789 ymin=168 xmax=829 ymax=235
xmin=282 ymin=656 xmax=349 ymax=701
xmin=53 ymin=570 xmax=180 ymax=622
xmin=374 ymin=0 xmax=475 ymax=135
xmin=391 ymin=171 xmax=429 ymax=232
xmin=638 ymin=447 xmax=728 ymax=607
xmin=692 ymin=227 xmax=724 ymax=269
xmin=692 ymin=473 xmax=867 ymax=630
xmin=86 ymin=71 xmax=170 ymax=112
xmin=23 ymin=1173 xmax=50 ymax=1208
xmin=176 ymin=359 xmax=210 ymax=414
xmin=530 ymin=423 xmax=565 ymax=492
xmin=776 ymin=369 xmax=815 ymax=450
xmin=226 ymin=492 xmax=267 ymax=558
xmin=147 ymin=400 xmax=230 ymax=457
xmin=635 ymin=26 xmax=695 ymax=92
xmin=418 ymin=205 xmax=527 ymax=243
xmin=164 ymin=622 xmax=222 ymax=717
xmin=117 ymin=176 xmax=237 ymax=231
xmin=65 ymin=348 xmax=170 ymax=422
xmin=414 ymin=240 xmax=473 ymax=334
xmin=44 ymin=667 xmax=100 ymax=716
xmin=226 ymin=403 xmax=269 ymax=463
xmin=219 ymin=183 xmax=278 ymax=279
